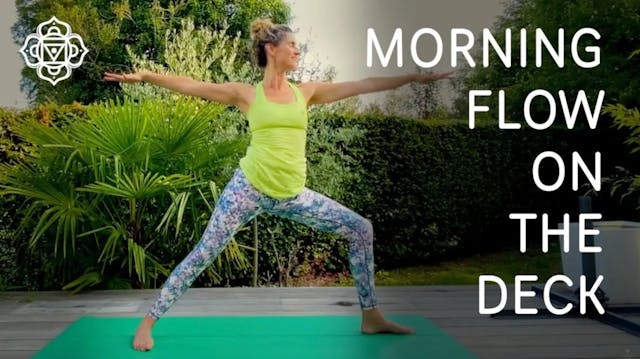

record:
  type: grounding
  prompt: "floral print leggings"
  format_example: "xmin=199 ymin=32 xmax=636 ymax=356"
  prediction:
xmin=147 ymin=167 xmax=378 ymax=320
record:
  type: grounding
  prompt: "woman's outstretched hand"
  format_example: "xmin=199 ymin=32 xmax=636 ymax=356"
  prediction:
xmin=413 ymin=71 xmax=455 ymax=83
xmin=103 ymin=71 xmax=145 ymax=83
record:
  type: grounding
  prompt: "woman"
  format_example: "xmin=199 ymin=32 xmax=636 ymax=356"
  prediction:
xmin=104 ymin=18 xmax=452 ymax=352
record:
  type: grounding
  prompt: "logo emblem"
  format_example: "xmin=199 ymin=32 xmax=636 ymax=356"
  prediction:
xmin=19 ymin=16 xmax=89 ymax=86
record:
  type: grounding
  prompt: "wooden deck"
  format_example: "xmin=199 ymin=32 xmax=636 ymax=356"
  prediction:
xmin=1 ymin=285 xmax=639 ymax=358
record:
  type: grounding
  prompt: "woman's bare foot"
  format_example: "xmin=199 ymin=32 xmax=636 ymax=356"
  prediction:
xmin=132 ymin=315 xmax=156 ymax=351
xmin=361 ymin=307 xmax=415 ymax=334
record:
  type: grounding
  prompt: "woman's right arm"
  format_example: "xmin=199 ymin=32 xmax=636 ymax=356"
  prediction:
xmin=103 ymin=70 xmax=251 ymax=109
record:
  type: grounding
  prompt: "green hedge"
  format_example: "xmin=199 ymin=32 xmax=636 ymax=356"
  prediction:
xmin=310 ymin=114 xmax=639 ymax=267
xmin=1 ymin=103 xmax=638 ymax=290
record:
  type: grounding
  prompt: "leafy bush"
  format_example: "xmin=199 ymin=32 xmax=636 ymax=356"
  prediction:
xmin=597 ymin=103 xmax=640 ymax=210
xmin=0 ymin=97 xmax=248 ymax=291
xmin=1 ymin=103 xmax=637 ymax=290
xmin=315 ymin=114 xmax=638 ymax=266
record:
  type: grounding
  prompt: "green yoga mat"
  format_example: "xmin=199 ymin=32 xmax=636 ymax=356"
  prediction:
xmin=34 ymin=315 xmax=476 ymax=359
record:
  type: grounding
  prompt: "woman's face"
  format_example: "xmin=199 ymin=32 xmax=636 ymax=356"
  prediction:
xmin=269 ymin=32 xmax=300 ymax=71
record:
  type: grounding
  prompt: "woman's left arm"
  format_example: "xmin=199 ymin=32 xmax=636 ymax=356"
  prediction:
xmin=302 ymin=72 xmax=453 ymax=106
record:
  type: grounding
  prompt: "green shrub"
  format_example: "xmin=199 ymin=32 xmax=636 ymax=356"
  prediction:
xmin=0 ymin=97 xmax=249 ymax=291
xmin=1 ymin=102 xmax=637 ymax=290
xmin=314 ymin=114 xmax=638 ymax=266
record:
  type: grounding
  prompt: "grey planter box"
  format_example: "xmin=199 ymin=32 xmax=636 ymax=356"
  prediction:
xmin=558 ymin=221 xmax=640 ymax=305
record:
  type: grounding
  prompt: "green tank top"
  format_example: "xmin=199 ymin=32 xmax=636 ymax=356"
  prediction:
xmin=238 ymin=80 xmax=308 ymax=199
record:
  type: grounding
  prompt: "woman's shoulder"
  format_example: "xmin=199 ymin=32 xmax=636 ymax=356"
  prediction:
xmin=293 ymin=81 xmax=318 ymax=103
xmin=225 ymin=82 xmax=256 ymax=114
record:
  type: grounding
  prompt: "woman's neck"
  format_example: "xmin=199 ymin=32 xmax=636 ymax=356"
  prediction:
xmin=262 ymin=66 xmax=288 ymax=90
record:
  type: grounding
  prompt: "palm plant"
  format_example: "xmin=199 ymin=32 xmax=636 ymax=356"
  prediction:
xmin=0 ymin=96 xmax=251 ymax=292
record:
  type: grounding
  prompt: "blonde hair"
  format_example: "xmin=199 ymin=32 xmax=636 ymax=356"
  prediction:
xmin=250 ymin=18 xmax=292 ymax=68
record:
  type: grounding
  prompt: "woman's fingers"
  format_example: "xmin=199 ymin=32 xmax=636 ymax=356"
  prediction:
xmin=103 ymin=72 xmax=138 ymax=83
xmin=416 ymin=71 xmax=455 ymax=83
xmin=436 ymin=71 xmax=454 ymax=80
xmin=103 ymin=72 xmax=121 ymax=81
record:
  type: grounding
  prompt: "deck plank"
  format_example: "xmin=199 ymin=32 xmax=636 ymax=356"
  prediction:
xmin=1 ymin=285 xmax=638 ymax=358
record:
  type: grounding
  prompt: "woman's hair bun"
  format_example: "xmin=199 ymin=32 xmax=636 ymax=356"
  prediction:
xmin=250 ymin=18 xmax=274 ymax=41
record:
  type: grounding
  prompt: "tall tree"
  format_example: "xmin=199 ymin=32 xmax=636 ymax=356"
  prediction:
xmin=452 ymin=0 xmax=640 ymax=123
xmin=13 ymin=0 xmax=290 ymax=106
